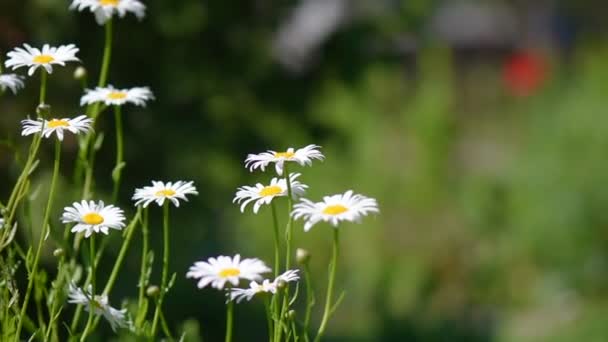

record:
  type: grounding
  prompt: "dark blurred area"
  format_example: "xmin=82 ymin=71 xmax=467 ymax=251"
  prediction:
xmin=3 ymin=0 xmax=608 ymax=341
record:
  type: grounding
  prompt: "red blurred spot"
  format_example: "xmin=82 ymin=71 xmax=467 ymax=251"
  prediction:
xmin=503 ymin=51 xmax=548 ymax=97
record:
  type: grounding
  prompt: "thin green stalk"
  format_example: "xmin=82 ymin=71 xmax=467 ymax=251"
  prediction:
xmin=78 ymin=17 xmax=113 ymax=200
xmin=137 ymin=208 xmax=149 ymax=309
xmin=283 ymin=165 xmax=294 ymax=269
xmin=302 ymin=264 xmax=315 ymax=342
xmin=270 ymin=202 xmax=280 ymax=277
xmin=103 ymin=209 xmax=141 ymax=295
xmin=151 ymin=202 xmax=170 ymax=337
xmin=44 ymin=255 xmax=66 ymax=342
xmin=89 ymin=210 xmax=142 ymax=331
xmin=111 ymin=105 xmax=124 ymax=202
xmin=225 ymin=299 xmax=234 ymax=342
xmin=264 ymin=297 xmax=274 ymax=342
xmin=98 ymin=19 xmax=113 ymax=88
xmin=276 ymin=165 xmax=295 ymax=341
xmin=80 ymin=235 xmax=97 ymax=342
xmin=313 ymin=229 xmax=340 ymax=342
xmin=39 ymin=70 xmax=47 ymax=104
xmin=14 ymin=138 xmax=61 ymax=341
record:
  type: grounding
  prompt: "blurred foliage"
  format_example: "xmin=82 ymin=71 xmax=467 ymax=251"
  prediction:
xmin=3 ymin=0 xmax=608 ymax=341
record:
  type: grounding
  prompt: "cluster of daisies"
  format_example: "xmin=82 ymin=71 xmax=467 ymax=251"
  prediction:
xmin=187 ymin=144 xmax=378 ymax=307
xmin=1 ymin=0 xmax=380 ymax=339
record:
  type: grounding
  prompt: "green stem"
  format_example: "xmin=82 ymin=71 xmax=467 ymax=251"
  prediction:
xmin=151 ymin=202 xmax=171 ymax=337
xmin=271 ymin=202 xmax=280 ymax=277
xmin=225 ymin=298 xmax=234 ymax=342
xmin=39 ymin=70 xmax=47 ymax=104
xmin=103 ymin=209 xmax=141 ymax=295
xmin=276 ymin=164 xmax=294 ymax=341
xmin=137 ymin=207 xmax=149 ymax=308
xmin=80 ymin=235 xmax=96 ymax=342
xmin=14 ymin=139 xmax=61 ymax=341
xmin=303 ymin=264 xmax=315 ymax=342
xmin=98 ymin=19 xmax=113 ymax=88
xmin=313 ymin=229 xmax=340 ymax=342
xmin=264 ymin=297 xmax=274 ymax=342
xmin=111 ymin=105 xmax=123 ymax=202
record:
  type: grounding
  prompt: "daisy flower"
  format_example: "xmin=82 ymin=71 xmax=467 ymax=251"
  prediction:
xmin=132 ymin=181 xmax=198 ymax=208
xmin=21 ymin=115 xmax=92 ymax=141
xmin=229 ymin=269 xmax=300 ymax=303
xmin=61 ymin=200 xmax=126 ymax=238
xmin=233 ymin=173 xmax=308 ymax=213
xmin=292 ymin=190 xmax=379 ymax=232
xmin=5 ymin=44 xmax=79 ymax=76
xmin=0 ymin=73 xmax=25 ymax=94
xmin=80 ymin=85 xmax=154 ymax=107
xmin=67 ymin=284 xmax=129 ymax=331
xmin=70 ymin=0 xmax=146 ymax=25
xmin=245 ymin=144 xmax=324 ymax=175
xmin=186 ymin=254 xmax=271 ymax=290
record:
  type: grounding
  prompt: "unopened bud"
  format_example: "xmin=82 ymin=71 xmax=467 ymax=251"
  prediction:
xmin=146 ymin=285 xmax=160 ymax=297
xmin=287 ymin=310 xmax=296 ymax=320
xmin=36 ymin=103 xmax=51 ymax=117
xmin=296 ymin=248 xmax=311 ymax=265
xmin=73 ymin=66 xmax=87 ymax=80
xmin=276 ymin=279 xmax=287 ymax=289
xmin=53 ymin=248 xmax=65 ymax=258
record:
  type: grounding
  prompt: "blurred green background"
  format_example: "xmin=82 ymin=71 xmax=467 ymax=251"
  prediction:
xmin=2 ymin=0 xmax=608 ymax=341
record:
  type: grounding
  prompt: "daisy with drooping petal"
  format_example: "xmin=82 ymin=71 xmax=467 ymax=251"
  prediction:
xmin=21 ymin=115 xmax=92 ymax=141
xmin=67 ymin=284 xmax=129 ymax=331
xmin=245 ymin=144 xmax=324 ymax=175
xmin=0 ymin=73 xmax=25 ymax=94
xmin=228 ymin=269 xmax=300 ymax=303
xmin=80 ymin=85 xmax=154 ymax=107
xmin=292 ymin=190 xmax=379 ymax=232
xmin=70 ymin=0 xmax=146 ymax=25
xmin=186 ymin=254 xmax=271 ymax=290
xmin=132 ymin=181 xmax=198 ymax=208
xmin=61 ymin=200 xmax=126 ymax=238
xmin=233 ymin=173 xmax=308 ymax=213
xmin=5 ymin=44 xmax=79 ymax=76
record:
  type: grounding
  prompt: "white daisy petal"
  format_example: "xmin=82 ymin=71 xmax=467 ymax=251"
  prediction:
xmin=62 ymin=200 xmax=126 ymax=238
xmin=67 ymin=283 xmax=130 ymax=331
xmin=0 ymin=74 xmax=25 ymax=94
xmin=20 ymin=115 xmax=93 ymax=141
xmin=132 ymin=180 xmax=198 ymax=208
xmin=70 ymin=0 xmax=146 ymax=25
xmin=228 ymin=269 xmax=300 ymax=303
xmin=292 ymin=191 xmax=379 ymax=231
xmin=80 ymin=85 xmax=154 ymax=107
xmin=5 ymin=43 xmax=79 ymax=76
xmin=245 ymin=144 xmax=324 ymax=175
xmin=187 ymin=254 xmax=271 ymax=290
xmin=233 ymin=173 xmax=307 ymax=214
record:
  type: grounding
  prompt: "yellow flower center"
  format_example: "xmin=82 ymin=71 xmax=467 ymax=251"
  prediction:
xmin=83 ymin=212 xmax=104 ymax=225
xmin=33 ymin=54 xmax=54 ymax=64
xmin=274 ymin=151 xmax=295 ymax=159
xmin=107 ymin=91 xmax=127 ymax=100
xmin=259 ymin=185 xmax=282 ymax=197
xmin=323 ymin=204 xmax=348 ymax=216
xmin=47 ymin=119 xmax=70 ymax=128
xmin=219 ymin=268 xmax=241 ymax=278
xmin=99 ymin=0 xmax=119 ymax=6
xmin=155 ymin=189 xmax=176 ymax=197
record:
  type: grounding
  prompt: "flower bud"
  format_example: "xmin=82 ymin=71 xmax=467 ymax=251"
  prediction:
xmin=276 ymin=279 xmax=287 ymax=289
xmin=287 ymin=310 xmax=296 ymax=320
xmin=36 ymin=103 xmax=51 ymax=116
xmin=296 ymin=248 xmax=311 ymax=265
xmin=73 ymin=66 xmax=87 ymax=80
xmin=53 ymin=248 xmax=65 ymax=258
xmin=146 ymin=285 xmax=160 ymax=297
